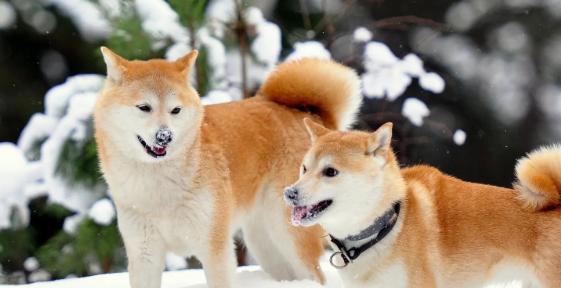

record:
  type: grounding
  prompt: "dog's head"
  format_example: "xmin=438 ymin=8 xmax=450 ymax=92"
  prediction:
xmin=285 ymin=119 xmax=397 ymax=229
xmin=94 ymin=47 xmax=203 ymax=162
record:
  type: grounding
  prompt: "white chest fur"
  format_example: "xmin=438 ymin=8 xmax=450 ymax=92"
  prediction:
xmin=339 ymin=260 xmax=408 ymax=288
xmin=104 ymin=159 xmax=214 ymax=255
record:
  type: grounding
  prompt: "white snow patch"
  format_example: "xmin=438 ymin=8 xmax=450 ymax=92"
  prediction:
xmin=134 ymin=0 xmax=189 ymax=45
xmin=24 ymin=257 xmax=40 ymax=272
xmin=42 ymin=0 xmax=110 ymax=41
xmin=29 ymin=269 xmax=51 ymax=283
xmin=97 ymin=0 xmax=121 ymax=18
xmin=0 ymin=143 xmax=28 ymax=173
xmin=88 ymin=199 xmax=116 ymax=226
xmin=286 ymin=41 xmax=331 ymax=61
xmin=402 ymin=98 xmax=430 ymax=126
xmin=400 ymin=54 xmax=425 ymax=77
xmin=165 ymin=253 xmax=188 ymax=271
xmin=165 ymin=42 xmax=192 ymax=61
xmin=45 ymin=75 xmax=105 ymax=118
xmin=362 ymin=42 xmax=407 ymax=100
xmin=246 ymin=7 xmax=281 ymax=68
xmin=198 ymin=28 xmax=228 ymax=88
xmin=206 ymin=0 xmax=236 ymax=24
xmin=353 ymin=27 xmax=372 ymax=42
xmin=63 ymin=214 xmax=84 ymax=234
xmin=201 ymin=90 xmax=233 ymax=105
xmin=362 ymin=65 xmax=412 ymax=101
xmin=0 ymin=1 xmax=16 ymax=29
xmin=362 ymin=41 xmax=445 ymax=100
xmin=0 ymin=143 xmax=43 ymax=229
xmin=453 ymin=129 xmax=467 ymax=146
xmin=244 ymin=6 xmax=264 ymax=25
xmin=419 ymin=72 xmax=445 ymax=93
xmin=205 ymin=0 xmax=236 ymax=39
xmin=364 ymin=41 xmax=399 ymax=68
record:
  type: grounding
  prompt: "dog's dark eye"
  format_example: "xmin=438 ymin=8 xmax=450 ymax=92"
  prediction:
xmin=302 ymin=165 xmax=307 ymax=174
xmin=137 ymin=104 xmax=152 ymax=113
xmin=323 ymin=167 xmax=338 ymax=177
xmin=171 ymin=107 xmax=182 ymax=115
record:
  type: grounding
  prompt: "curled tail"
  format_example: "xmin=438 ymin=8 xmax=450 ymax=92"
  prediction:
xmin=514 ymin=145 xmax=561 ymax=211
xmin=258 ymin=58 xmax=362 ymax=130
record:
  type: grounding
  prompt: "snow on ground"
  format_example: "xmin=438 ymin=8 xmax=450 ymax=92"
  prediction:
xmin=0 ymin=263 xmax=338 ymax=288
xmin=0 ymin=260 xmax=523 ymax=288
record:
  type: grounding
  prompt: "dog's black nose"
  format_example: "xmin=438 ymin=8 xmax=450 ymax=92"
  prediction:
xmin=155 ymin=127 xmax=173 ymax=146
xmin=284 ymin=187 xmax=299 ymax=203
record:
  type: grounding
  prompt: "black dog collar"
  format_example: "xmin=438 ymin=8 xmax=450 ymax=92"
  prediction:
xmin=329 ymin=201 xmax=402 ymax=269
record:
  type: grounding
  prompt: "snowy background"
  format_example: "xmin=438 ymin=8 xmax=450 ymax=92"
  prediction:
xmin=0 ymin=0 xmax=559 ymax=285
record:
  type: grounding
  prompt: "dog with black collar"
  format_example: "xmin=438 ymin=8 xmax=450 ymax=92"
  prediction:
xmin=285 ymin=119 xmax=561 ymax=287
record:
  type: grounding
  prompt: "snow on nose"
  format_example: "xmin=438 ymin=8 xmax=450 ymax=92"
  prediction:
xmin=155 ymin=127 xmax=173 ymax=146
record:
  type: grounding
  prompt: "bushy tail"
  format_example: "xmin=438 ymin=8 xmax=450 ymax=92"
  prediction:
xmin=514 ymin=145 xmax=561 ymax=211
xmin=258 ymin=58 xmax=362 ymax=130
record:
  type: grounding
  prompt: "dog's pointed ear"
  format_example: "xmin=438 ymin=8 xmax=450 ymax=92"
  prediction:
xmin=175 ymin=50 xmax=198 ymax=77
xmin=304 ymin=118 xmax=330 ymax=143
xmin=100 ymin=47 xmax=128 ymax=83
xmin=367 ymin=122 xmax=393 ymax=155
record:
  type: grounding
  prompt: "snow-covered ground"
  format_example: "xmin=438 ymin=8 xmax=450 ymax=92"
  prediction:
xmin=0 ymin=263 xmax=338 ymax=288
xmin=0 ymin=260 xmax=523 ymax=288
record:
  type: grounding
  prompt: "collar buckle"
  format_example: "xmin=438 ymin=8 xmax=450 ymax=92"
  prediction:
xmin=329 ymin=251 xmax=350 ymax=269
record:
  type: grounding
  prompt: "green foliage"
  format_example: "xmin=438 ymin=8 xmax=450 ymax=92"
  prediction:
xmin=104 ymin=1 xmax=155 ymax=60
xmin=41 ymin=202 xmax=74 ymax=220
xmin=169 ymin=0 xmax=212 ymax=94
xmin=196 ymin=46 xmax=212 ymax=95
xmin=169 ymin=0 xmax=209 ymax=29
xmin=0 ymin=229 xmax=34 ymax=272
xmin=36 ymin=219 xmax=124 ymax=278
xmin=54 ymin=122 xmax=104 ymax=189
xmin=0 ymin=197 xmax=73 ymax=280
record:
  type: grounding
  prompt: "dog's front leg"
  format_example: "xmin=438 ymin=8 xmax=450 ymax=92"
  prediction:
xmin=199 ymin=237 xmax=236 ymax=288
xmin=118 ymin=210 xmax=166 ymax=288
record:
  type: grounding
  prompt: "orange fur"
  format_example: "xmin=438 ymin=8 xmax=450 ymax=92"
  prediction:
xmin=293 ymin=122 xmax=561 ymax=287
xmin=514 ymin=145 xmax=561 ymax=211
xmin=258 ymin=58 xmax=362 ymax=130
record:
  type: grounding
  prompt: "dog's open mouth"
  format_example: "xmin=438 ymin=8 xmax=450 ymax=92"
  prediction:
xmin=137 ymin=135 xmax=167 ymax=158
xmin=291 ymin=199 xmax=333 ymax=226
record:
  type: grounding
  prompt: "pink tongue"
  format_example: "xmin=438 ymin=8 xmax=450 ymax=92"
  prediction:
xmin=291 ymin=206 xmax=310 ymax=226
xmin=152 ymin=146 xmax=166 ymax=155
